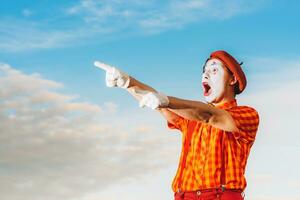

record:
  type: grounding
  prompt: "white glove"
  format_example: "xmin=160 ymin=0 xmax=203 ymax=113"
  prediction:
xmin=139 ymin=91 xmax=169 ymax=110
xmin=94 ymin=61 xmax=130 ymax=88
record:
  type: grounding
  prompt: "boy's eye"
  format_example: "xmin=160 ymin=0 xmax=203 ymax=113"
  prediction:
xmin=213 ymin=68 xmax=218 ymax=73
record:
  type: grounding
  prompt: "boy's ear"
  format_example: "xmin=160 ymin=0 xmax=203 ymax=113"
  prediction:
xmin=230 ymin=75 xmax=238 ymax=86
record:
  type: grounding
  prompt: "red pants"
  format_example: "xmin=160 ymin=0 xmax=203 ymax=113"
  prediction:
xmin=174 ymin=189 xmax=244 ymax=200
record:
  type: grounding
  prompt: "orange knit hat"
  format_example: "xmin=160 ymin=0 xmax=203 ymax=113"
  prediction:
xmin=210 ymin=50 xmax=247 ymax=94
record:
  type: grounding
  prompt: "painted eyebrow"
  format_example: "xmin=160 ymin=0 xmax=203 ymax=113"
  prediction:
xmin=202 ymin=65 xmax=207 ymax=73
xmin=203 ymin=61 xmax=216 ymax=71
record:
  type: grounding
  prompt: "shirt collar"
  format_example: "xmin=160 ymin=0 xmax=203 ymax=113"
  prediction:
xmin=213 ymin=99 xmax=237 ymax=109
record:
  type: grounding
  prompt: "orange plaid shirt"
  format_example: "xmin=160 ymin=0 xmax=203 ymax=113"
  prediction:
xmin=167 ymin=99 xmax=259 ymax=192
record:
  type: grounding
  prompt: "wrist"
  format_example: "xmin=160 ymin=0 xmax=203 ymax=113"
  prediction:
xmin=122 ymin=75 xmax=130 ymax=88
xmin=157 ymin=92 xmax=169 ymax=108
xmin=127 ymin=76 xmax=135 ymax=88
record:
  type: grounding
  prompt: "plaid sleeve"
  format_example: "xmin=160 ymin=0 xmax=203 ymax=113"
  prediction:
xmin=228 ymin=106 xmax=260 ymax=143
xmin=167 ymin=116 xmax=188 ymax=132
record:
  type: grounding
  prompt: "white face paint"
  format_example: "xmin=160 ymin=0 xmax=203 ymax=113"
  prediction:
xmin=201 ymin=58 xmax=228 ymax=103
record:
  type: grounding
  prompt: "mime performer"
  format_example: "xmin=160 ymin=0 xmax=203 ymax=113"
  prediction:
xmin=95 ymin=50 xmax=260 ymax=200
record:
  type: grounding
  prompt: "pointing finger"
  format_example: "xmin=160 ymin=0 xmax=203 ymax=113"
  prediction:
xmin=94 ymin=61 xmax=114 ymax=72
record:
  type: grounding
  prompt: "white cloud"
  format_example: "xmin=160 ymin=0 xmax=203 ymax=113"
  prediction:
xmin=68 ymin=0 xmax=264 ymax=34
xmin=0 ymin=20 xmax=97 ymax=52
xmin=0 ymin=64 xmax=178 ymax=200
xmin=103 ymin=101 xmax=118 ymax=113
xmin=0 ymin=0 xmax=265 ymax=52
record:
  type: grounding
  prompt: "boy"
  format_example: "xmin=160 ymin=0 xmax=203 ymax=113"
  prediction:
xmin=95 ymin=50 xmax=259 ymax=200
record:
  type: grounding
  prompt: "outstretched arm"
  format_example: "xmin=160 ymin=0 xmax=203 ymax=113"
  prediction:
xmin=94 ymin=61 xmax=237 ymax=132
xmin=94 ymin=61 xmax=181 ymax=124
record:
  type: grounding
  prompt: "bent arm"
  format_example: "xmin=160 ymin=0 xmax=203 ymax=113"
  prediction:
xmin=167 ymin=96 xmax=239 ymax=132
xmin=126 ymin=77 xmax=238 ymax=132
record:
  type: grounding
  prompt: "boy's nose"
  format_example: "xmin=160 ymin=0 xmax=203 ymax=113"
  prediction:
xmin=203 ymin=72 xmax=209 ymax=79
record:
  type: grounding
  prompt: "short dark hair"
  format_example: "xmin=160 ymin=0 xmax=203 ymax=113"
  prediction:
xmin=202 ymin=58 xmax=209 ymax=73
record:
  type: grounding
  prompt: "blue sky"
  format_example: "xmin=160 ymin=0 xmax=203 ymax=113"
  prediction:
xmin=0 ymin=1 xmax=300 ymax=200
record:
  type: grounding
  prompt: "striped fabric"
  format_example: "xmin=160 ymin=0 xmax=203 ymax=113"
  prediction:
xmin=167 ymin=99 xmax=259 ymax=192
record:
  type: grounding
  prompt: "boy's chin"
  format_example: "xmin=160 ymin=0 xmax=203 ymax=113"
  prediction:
xmin=204 ymin=96 xmax=215 ymax=103
xmin=204 ymin=95 xmax=223 ymax=104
